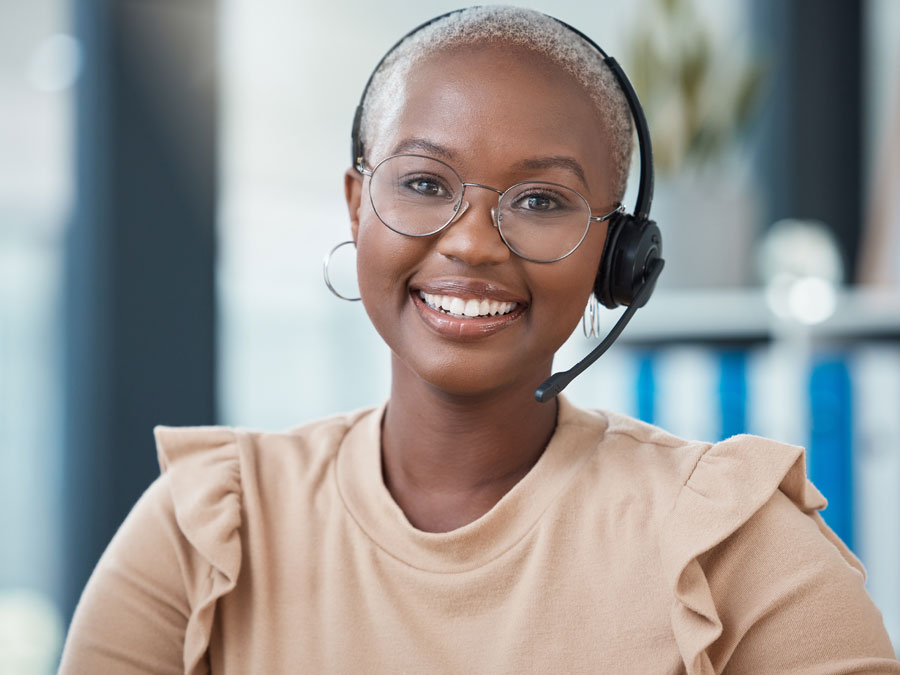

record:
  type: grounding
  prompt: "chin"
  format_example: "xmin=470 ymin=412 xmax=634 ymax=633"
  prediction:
xmin=392 ymin=350 xmax=546 ymax=400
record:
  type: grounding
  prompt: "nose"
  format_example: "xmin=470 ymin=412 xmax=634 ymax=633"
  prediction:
xmin=436 ymin=186 xmax=510 ymax=266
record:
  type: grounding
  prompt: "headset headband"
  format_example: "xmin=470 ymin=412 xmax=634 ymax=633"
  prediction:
xmin=349 ymin=7 xmax=654 ymax=221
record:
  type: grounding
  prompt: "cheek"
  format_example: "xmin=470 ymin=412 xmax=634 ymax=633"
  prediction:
xmin=529 ymin=266 xmax=594 ymax=345
xmin=529 ymin=224 xmax=607 ymax=340
xmin=354 ymin=209 xmax=424 ymax=329
xmin=356 ymin=198 xmax=399 ymax=285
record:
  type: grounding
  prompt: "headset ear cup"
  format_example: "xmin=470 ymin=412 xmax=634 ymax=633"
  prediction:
xmin=594 ymin=214 xmax=663 ymax=309
xmin=594 ymin=212 xmax=627 ymax=309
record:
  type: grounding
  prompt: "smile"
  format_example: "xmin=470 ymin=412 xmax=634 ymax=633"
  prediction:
xmin=409 ymin=284 xmax=527 ymax=341
xmin=419 ymin=291 xmax=518 ymax=318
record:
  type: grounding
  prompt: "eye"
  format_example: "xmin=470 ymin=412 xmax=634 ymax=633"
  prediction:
xmin=522 ymin=195 xmax=554 ymax=211
xmin=401 ymin=174 xmax=452 ymax=199
xmin=510 ymin=188 xmax=573 ymax=213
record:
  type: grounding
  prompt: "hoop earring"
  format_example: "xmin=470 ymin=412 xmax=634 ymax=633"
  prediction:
xmin=582 ymin=293 xmax=602 ymax=338
xmin=323 ymin=240 xmax=361 ymax=302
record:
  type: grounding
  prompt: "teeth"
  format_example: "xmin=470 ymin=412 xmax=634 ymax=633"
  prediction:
xmin=419 ymin=291 xmax=517 ymax=318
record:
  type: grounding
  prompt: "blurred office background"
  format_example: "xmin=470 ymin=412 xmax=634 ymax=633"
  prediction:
xmin=2 ymin=0 xmax=900 ymax=670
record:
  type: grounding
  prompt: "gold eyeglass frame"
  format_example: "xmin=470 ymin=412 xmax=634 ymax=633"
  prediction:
xmin=357 ymin=153 xmax=624 ymax=264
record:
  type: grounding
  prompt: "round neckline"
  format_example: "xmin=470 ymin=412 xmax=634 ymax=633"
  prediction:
xmin=334 ymin=395 xmax=608 ymax=573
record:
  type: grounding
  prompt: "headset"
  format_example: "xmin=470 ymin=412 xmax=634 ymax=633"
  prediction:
xmin=350 ymin=8 xmax=665 ymax=403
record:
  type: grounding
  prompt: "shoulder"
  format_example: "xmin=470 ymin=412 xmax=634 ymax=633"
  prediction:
xmin=154 ymin=405 xmax=378 ymax=500
xmin=152 ymin=406 xmax=380 ymax=543
xmin=696 ymin=454 xmax=900 ymax=671
xmin=652 ymin=431 xmax=898 ymax=671
xmin=565 ymin=401 xmax=898 ymax=670
xmin=145 ymin=406 xmax=381 ymax=671
xmin=154 ymin=406 xmax=376 ymax=474
xmin=565 ymin=401 xmax=712 ymax=508
xmin=574 ymin=400 xmax=821 ymax=523
xmin=152 ymin=408 xmax=380 ymax=572
xmin=600 ymin=407 xmax=712 ymax=478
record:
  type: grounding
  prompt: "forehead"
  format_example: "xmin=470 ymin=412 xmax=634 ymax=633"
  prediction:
xmin=370 ymin=44 xmax=613 ymax=196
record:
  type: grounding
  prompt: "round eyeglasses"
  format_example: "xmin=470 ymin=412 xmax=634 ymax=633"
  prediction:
xmin=357 ymin=154 xmax=623 ymax=263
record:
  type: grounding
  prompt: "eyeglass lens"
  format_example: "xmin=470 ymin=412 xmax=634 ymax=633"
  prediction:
xmin=368 ymin=154 xmax=593 ymax=262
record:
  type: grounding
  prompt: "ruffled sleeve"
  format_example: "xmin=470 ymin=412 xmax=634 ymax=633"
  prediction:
xmin=154 ymin=425 xmax=243 ymax=675
xmin=658 ymin=434 xmax=895 ymax=674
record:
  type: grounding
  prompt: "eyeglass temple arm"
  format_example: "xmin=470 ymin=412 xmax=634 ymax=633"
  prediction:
xmin=589 ymin=204 xmax=625 ymax=223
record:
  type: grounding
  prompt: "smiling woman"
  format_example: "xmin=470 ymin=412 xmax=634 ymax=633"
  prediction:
xmin=350 ymin=43 xmax=612 ymax=404
xmin=58 ymin=6 xmax=900 ymax=675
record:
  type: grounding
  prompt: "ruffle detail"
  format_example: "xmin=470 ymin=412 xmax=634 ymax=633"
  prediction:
xmin=154 ymin=425 xmax=243 ymax=675
xmin=659 ymin=434 xmax=827 ymax=675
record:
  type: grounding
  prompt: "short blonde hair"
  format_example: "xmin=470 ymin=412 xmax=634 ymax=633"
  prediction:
xmin=359 ymin=6 xmax=635 ymax=201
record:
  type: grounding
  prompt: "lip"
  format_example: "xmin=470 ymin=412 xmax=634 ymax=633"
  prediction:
xmin=412 ymin=278 xmax=528 ymax=304
xmin=408 ymin=278 xmax=528 ymax=341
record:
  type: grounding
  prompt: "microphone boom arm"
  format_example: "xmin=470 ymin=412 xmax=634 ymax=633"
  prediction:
xmin=534 ymin=257 xmax=665 ymax=403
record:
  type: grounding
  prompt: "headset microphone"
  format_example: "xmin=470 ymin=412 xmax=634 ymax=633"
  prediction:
xmin=535 ymin=257 xmax=664 ymax=403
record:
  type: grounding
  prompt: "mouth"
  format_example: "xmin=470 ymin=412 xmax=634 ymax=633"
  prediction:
xmin=409 ymin=283 xmax=527 ymax=340
xmin=418 ymin=290 xmax=519 ymax=318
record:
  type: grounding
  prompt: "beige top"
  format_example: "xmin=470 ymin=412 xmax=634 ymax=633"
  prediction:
xmin=60 ymin=397 xmax=899 ymax=674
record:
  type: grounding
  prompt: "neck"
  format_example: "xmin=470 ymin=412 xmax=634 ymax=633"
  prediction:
xmin=381 ymin=359 xmax=558 ymax=532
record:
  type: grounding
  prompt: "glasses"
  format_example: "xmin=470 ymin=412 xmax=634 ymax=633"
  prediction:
xmin=357 ymin=154 xmax=623 ymax=263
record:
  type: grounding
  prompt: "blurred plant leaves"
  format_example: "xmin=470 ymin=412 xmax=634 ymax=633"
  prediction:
xmin=628 ymin=0 xmax=768 ymax=174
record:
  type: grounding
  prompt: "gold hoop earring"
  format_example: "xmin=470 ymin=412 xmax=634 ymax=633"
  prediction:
xmin=323 ymin=240 xmax=361 ymax=302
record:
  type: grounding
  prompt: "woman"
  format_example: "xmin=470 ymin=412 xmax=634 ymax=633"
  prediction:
xmin=61 ymin=6 xmax=899 ymax=674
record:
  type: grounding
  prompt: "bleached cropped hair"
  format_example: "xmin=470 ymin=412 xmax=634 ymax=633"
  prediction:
xmin=358 ymin=6 xmax=635 ymax=202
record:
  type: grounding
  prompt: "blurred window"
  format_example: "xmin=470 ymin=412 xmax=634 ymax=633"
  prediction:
xmin=0 ymin=0 xmax=73 ymax=671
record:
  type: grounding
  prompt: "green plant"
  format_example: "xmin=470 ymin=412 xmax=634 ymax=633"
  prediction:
xmin=628 ymin=0 xmax=767 ymax=173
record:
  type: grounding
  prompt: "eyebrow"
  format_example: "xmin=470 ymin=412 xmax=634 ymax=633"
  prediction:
xmin=390 ymin=137 xmax=458 ymax=160
xmin=512 ymin=156 xmax=588 ymax=190
xmin=388 ymin=138 xmax=590 ymax=190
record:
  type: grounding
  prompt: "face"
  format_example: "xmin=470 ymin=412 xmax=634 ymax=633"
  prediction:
xmin=345 ymin=44 xmax=618 ymax=398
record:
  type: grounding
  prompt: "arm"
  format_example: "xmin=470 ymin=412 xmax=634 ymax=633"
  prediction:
xmin=704 ymin=490 xmax=899 ymax=674
xmin=59 ymin=475 xmax=193 ymax=674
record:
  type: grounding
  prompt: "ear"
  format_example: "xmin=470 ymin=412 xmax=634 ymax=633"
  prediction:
xmin=344 ymin=168 xmax=364 ymax=242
